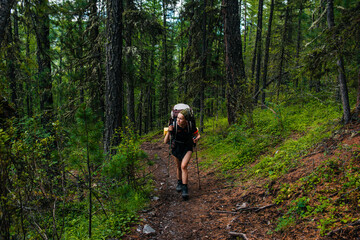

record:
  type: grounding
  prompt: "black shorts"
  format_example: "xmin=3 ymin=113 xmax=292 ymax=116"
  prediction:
xmin=172 ymin=141 xmax=193 ymax=161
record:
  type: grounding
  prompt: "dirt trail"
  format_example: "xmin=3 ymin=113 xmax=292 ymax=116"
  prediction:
xmin=125 ymin=135 xmax=237 ymax=239
xmin=124 ymin=129 xmax=360 ymax=240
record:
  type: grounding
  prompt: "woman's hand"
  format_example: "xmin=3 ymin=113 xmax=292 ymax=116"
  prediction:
xmin=193 ymin=134 xmax=200 ymax=144
xmin=168 ymin=125 xmax=174 ymax=132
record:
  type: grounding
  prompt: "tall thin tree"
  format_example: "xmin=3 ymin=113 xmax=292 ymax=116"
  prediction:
xmin=0 ymin=0 xmax=17 ymax=45
xmin=104 ymin=0 xmax=124 ymax=154
xmin=276 ymin=0 xmax=291 ymax=98
xmin=326 ymin=0 xmax=350 ymax=124
xmin=261 ymin=0 xmax=275 ymax=105
xmin=253 ymin=0 xmax=264 ymax=104
xmin=200 ymin=0 xmax=207 ymax=132
xmin=222 ymin=0 xmax=246 ymax=124
xmin=125 ymin=0 xmax=136 ymax=125
xmin=34 ymin=0 xmax=52 ymax=118
xmin=161 ymin=0 xmax=170 ymax=125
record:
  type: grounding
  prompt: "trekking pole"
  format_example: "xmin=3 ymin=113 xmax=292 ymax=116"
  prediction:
xmin=195 ymin=145 xmax=201 ymax=190
xmin=167 ymin=135 xmax=171 ymax=178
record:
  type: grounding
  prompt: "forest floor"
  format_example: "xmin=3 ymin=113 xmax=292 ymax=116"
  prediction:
xmin=124 ymin=122 xmax=360 ymax=240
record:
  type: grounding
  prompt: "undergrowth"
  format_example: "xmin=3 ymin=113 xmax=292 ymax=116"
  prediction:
xmin=201 ymin=97 xmax=341 ymax=179
xmin=5 ymin=108 xmax=152 ymax=239
xmin=199 ymin=95 xmax=360 ymax=236
xmin=273 ymin=145 xmax=360 ymax=235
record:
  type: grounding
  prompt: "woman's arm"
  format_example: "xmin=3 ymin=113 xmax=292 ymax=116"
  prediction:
xmin=193 ymin=131 xmax=200 ymax=144
xmin=164 ymin=125 xmax=174 ymax=144
xmin=164 ymin=131 xmax=170 ymax=144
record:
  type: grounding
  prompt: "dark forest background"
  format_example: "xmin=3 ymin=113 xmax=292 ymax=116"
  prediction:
xmin=0 ymin=0 xmax=359 ymax=238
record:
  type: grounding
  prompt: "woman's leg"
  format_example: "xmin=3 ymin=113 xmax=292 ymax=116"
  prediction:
xmin=181 ymin=151 xmax=193 ymax=184
xmin=174 ymin=157 xmax=181 ymax=181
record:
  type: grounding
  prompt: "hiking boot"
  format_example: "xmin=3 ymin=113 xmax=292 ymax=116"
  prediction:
xmin=176 ymin=180 xmax=183 ymax=192
xmin=182 ymin=184 xmax=189 ymax=200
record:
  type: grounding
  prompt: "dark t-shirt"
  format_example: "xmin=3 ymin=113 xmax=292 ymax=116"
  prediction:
xmin=171 ymin=121 xmax=198 ymax=160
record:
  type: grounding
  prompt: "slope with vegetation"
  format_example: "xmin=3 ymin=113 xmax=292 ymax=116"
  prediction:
xmin=121 ymin=92 xmax=360 ymax=239
xmin=196 ymin=94 xmax=360 ymax=238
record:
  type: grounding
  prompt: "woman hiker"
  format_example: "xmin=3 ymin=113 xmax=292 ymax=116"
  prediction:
xmin=164 ymin=108 xmax=200 ymax=200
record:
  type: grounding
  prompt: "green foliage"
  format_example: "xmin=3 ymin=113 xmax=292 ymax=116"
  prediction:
xmin=67 ymin=104 xmax=104 ymax=168
xmin=63 ymin=208 xmax=138 ymax=239
xmin=102 ymin=124 xmax=149 ymax=186
xmin=3 ymin=111 xmax=152 ymax=239
xmin=271 ymin=147 xmax=360 ymax=236
xmin=199 ymin=94 xmax=360 ymax=236
xmin=201 ymin=97 xmax=341 ymax=176
xmin=275 ymin=197 xmax=310 ymax=232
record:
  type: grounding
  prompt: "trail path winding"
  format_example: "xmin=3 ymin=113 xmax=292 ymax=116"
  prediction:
xmin=124 ymin=130 xmax=360 ymax=239
xmin=125 ymin=135 xmax=236 ymax=239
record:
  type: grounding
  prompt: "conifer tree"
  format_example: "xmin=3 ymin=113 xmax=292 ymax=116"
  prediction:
xmin=105 ymin=0 xmax=124 ymax=154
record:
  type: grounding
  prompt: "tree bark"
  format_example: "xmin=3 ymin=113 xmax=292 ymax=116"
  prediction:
xmin=104 ymin=0 xmax=124 ymax=154
xmin=222 ymin=0 xmax=246 ymax=125
xmin=88 ymin=0 xmax=104 ymax=119
xmin=357 ymin=68 xmax=360 ymax=111
xmin=0 ymin=98 xmax=16 ymax=240
xmin=125 ymin=0 xmax=135 ymax=125
xmin=6 ymin=15 xmax=17 ymax=109
xmin=295 ymin=0 xmax=304 ymax=88
xmin=253 ymin=0 xmax=264 ymax=104
xmin=243 ymin=0 xmax=247 ymax=54
xmin=161 ymin=0 xmax=169 ymax=125
xmin=200 ymin=0 xmax=207 ymax=132
xmin=35 ymin=0 xmax=52 ymax=117
xmin=0 ymin=0 xmax=17 ymax=45
xmin=326 ymin=0 xmax=350 ymax=124
xmin=277 ymin=0 xmax=291 ymax=98
xmin=261 ymin=0 xmax=274 ymax=106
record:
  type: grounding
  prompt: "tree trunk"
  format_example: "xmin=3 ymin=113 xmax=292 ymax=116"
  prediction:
xmin=326 ymin=0 xmax=350 ymax=124
xmin=357 ymin=68 xmax=360 ymax=111
xmin=35 ymin=0 xmax=52 ymax=117
xmin=0 ymin=0 xmax=16 ymax=45
xmin=137 ymin=87 xmax=143 ymax=135
xmin=295 ymin=0 xmax=304 ymax=88
xmin=125 ymin=0 xmax=135 ymax=125
xmin=89 ymin=0 xmax=104 ymax=120
xmin=6 ymin=16 xmax=17 ymax=109
xmin=161 ymin=0 xmax=169 ymax=125
xmin=25 ymin=0 xmax=33 ymax=117
xmin=148 ymin=36 xmax=156 ymax=131
xmin=243 ymin=0 xmax=247 ymax=54
xmin=222 ymin=0 xmax=246 ymax=125
xmin=0 ymin=98 xmax=16 ymax=240
xmin=253 ymin=0 xmax=264 ymax=104
xmin=277 ymin=0 xmax=291 ymax=98
xmin=104 ymin=0 xmax=124 ymax=154
xmin=261 ymin=0 xmax=274 ymax=106
xmin=200 ymin=0 xmax=207 ymax=132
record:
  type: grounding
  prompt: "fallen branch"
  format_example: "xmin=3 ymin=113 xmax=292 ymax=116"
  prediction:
xmin=228 ymin=231 xmax=248 ymax=240
xmin=213 ymin=210 xmax=237 ymax=214
xmin=254 ymin=204 xmax=275 ymax=212
xmin=237 ymin=204 xmax=276 ymax=212
xmin=213 ymin=204 xmax=276 ymax=215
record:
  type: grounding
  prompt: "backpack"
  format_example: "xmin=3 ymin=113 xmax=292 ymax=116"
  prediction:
xmin=168 ymin=103 xmax=196 ymax=145
xmin=169 ymin=103 xmax=194 ymax=127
